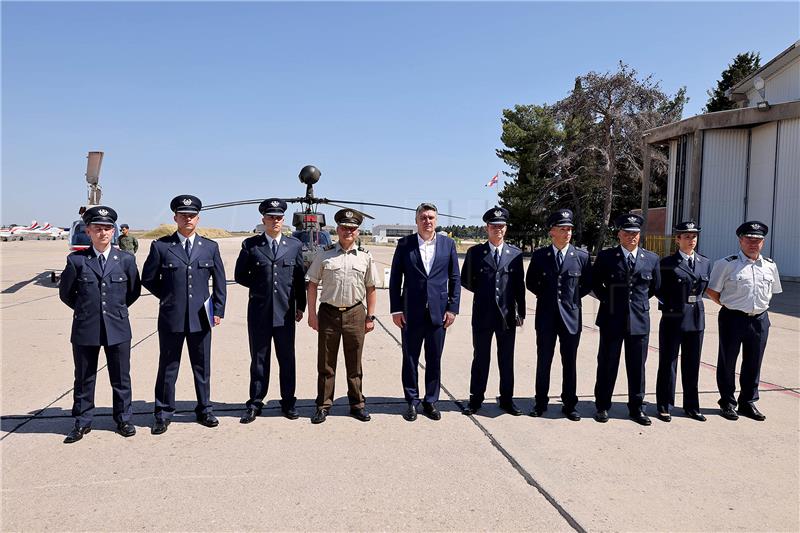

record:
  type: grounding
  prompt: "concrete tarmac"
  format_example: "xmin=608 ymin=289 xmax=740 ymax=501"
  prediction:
xmin=1 ymin=238 xmax=798 ymax=532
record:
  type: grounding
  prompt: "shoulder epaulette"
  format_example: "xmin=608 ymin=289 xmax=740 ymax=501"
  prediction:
xmin=725 ymin=255 xmax=737 ymax=262
xmin=764 ymin=256 xmax=774 ymax=263
xmin=323 ymin=244 xmax=335 ymax=251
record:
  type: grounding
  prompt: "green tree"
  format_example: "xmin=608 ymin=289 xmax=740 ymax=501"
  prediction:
xmin=704 ymin=52 xmax=761 ymax=113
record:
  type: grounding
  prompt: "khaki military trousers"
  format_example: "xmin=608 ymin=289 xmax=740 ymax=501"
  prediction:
xmin=316 ymin=303 xmax=366 ymax=409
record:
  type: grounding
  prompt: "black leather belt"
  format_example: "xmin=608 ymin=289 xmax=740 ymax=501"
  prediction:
xmin=722 ymin=306 xmax=765 ymax=318
xmin=321 ymin=302 xmax=362 ymax=312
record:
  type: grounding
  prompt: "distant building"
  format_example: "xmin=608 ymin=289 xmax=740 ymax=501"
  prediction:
xmin=373 ymin=224 xmax=416 ymax=243
xmin=641 ymin=40 xmax=800 ymax=278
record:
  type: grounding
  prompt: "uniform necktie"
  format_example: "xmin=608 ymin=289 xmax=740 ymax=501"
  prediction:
xmin=627 ymin=254 xmax=635 ymax=271
xmin=556 ymin=250 xmax=563 ymax=270
xmin=98 ymin=253 xmax=106 ymax=272
xmin=688 ymin=257 xmax=695 ymax=271
xmin=272 ymin=240 xmax=278 ymax=257
xmin=185 ymin=238 xmax=192 ymax=259
xmin=494 ymin=248 xmax=500 ymax=266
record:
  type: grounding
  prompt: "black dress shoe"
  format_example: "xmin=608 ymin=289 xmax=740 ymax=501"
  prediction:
xmin=656 ymin=410 xmax=672 ymax=423
xmin=402 ymin=404 xmax=417 ymax=422
xmin=350 ymin=407 xmax=371 ymax=422
xmin=737 ymin=404 xmax=766 ymax=421
xmin=116 ymin=421 xmax=136 ymax=437
xmin=684 ymin=409 xmax=707 ymax=422
xmin=499 ymin=401 xmax=523 ymax=416
xmin=630 ymin=410 xmax=652 ymax=426
xmin=197 ymin=413 xmax=219 ymax=428
xmin=562 ymin=407 xmax=581 ymax=421
xmin=63 ymin=425 xmax=91 ymax=444
xmin=311 ymin=408 xmax=328 ymax=424
xmin=240 ymin=407 xmax=261 ymax=424
xmin=529 ymin=406 xmax=546 ymax=417
xmin=720 ymin=405 xmax=739 ymax=421
xmin=422 ymin=402 xmax=441 ymax=421
xmin=152 ymin=419 xmax=171 ymax=435
xmin=282 ymin=407 xmax=299 ymax=420
xmin=461 ymin=403 xmax=481 ymax=415
xmin=594 ymin=410 xmax=609 ymax=423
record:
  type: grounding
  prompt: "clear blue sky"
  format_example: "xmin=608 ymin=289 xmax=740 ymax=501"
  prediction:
xmin=3 ymin=1 xmax=798 ymax=230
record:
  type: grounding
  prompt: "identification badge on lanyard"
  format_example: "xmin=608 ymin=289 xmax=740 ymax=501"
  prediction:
xmin=687 ymin=295 xmax=698 ymax=303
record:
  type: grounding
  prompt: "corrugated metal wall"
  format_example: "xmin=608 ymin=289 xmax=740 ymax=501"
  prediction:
xmin=772 ymin=118 xmax=800 ymax=277
xmin=699 ymin=129 xmax=749 ymax=262
xmin=746 ymin=122 xmax=777 ymax=255
xmin=665 ymin=140 xmax=677 ymax=233
xmin=767 ymin=62 xmax=800 ymax=105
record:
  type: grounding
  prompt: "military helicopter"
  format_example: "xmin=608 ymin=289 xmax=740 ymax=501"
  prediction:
xmin=204 ymin=165 xmax=464 ymax=270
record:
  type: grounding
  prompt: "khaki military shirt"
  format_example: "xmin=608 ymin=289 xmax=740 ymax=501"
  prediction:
xmin=709 ymin=250 xmax=782 ymax=314
xmin=307 ymin=243 xmax=377 ymax=307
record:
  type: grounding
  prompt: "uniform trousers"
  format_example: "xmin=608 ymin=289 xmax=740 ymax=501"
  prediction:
xmin=316 ymin=303 xmax=366 ymax=409
xmin=154 ymin=329 xmax=213 ymax=419
xmin=469 ymin=310 xmax=516 ymax=405
xmin=246 ymin=310 xmax=297 ymax=410
xmin=72 ymin=340 xmax=132 ymax=427
xmin=535 ymin=315 xmax=580 ymax=410
xmin=401 ymin=313 xmax=446 ymax=406
xmin=594 ymin=330 xmax=648 ymax=412
xmin=717 ymin=307 xmax=770 ymax=408
xmin=656 ymin=319 xmax=703 ymax=411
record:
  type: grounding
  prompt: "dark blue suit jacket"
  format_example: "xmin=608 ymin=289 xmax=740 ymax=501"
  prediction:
xmin=656 ymin=251 xmax=711 ymax=332
xmin=141 ymin=233 xmax=227 ymax=333
xmin=234 ymin=234 xmax=306 ymax=328
xmin=59 ymin=248 xmax=142 ymax=346
xmin=526 ymin=244 xmax=592 ymax=335
xmin=461 ymin=242 xmax=525 ymax=330
xmin=389 ymin=234 xmax=461 ymax=327
xmin=592 ymin=245 xmax=660 ymax=336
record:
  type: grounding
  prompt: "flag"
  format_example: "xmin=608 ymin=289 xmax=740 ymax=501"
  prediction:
xmin=485 ymin=173 xmax=499 ymax=188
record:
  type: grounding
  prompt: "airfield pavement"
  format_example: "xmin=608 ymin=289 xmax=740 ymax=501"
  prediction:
xmin=1 ymin=238 xmax=798 ymax=532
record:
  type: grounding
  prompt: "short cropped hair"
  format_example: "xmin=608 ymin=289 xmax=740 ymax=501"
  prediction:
xmin=415 ymin=203 xmax=438 ymax=217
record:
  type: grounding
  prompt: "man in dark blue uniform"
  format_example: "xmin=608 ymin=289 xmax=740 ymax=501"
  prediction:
xmin=592 ymin=213 xmax=660 ymax=426
xmin=142 ymin=195 xmax=227 ymax=434
xmin=460 ymin=207 xmax=525 ymax=416
xmin=58 ymin=206 xmax=141 ymax=443
xmin=526 ymin=209 xmax=592 ymax=421
xmin=235 ymin=199 xmax=306 ymax=423
xmin=655 ymin=221 xmax=711 ymax=422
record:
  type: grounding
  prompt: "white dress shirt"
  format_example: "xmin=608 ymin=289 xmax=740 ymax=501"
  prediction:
xmin=418 ymin=233 xmax=436 ymax=274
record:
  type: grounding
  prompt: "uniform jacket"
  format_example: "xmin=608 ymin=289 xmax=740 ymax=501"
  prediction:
xmin=526 ymin=244 xmax=592 ymax=335
xmin=389 ymin=234 xmax=461 ymax=327
xmin=656 ymin=251 xmax=711 ymax=332
xmin=460 ymin=242 xmax=525 ymax=330
xmin=592 ymin=245 xmax=661 ymax=336
xmin=141 ymin=233 xmax=227 ymax=333
xmin=59 ymin=248 xmax=141 ymax=346
xmin=234 ymin=234 xmax=306 ymax=328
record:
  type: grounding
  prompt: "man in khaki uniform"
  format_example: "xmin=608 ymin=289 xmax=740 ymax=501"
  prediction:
xmin=307 ymin=209 xmax=377 ymax=424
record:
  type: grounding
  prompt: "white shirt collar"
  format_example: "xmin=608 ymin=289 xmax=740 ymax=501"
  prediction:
xmin=92 ymin=246 xmax=111 ymax=260
xmin=263 ymin=232 xmax=282 ymax=246
xmin=621 ymin=246 xmax=639 ymax=260
xmin=552 ymin=243 xmax=570 ymax=256
xmin=488 ymin=241 xmax=504 ymax=255
xmin=417 ymin=233 xmax=436 ymax=246
xmin=678 ymin=249 xmax=695 ymax=261
xmin=176 ymin=232 xmax=196 ymax=246
xmin=738 ymin=249 xmax=761 ymax=264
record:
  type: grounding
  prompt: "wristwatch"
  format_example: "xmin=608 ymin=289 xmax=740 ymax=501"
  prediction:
xmin=366 ymin=315 xmax=376 ymax=321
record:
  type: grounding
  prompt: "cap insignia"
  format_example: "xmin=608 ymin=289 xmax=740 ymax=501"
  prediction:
xmin=98 ymin=208 xmax=108 ymax=216
xmin=346 ymin=211 xmax=353 ymax=218
xmin=182 ymin=198 xmax=192 ymax=206
xmin=627 ymin=216 xmax=637 ymax=224
xmin=270 ymin=200 xmax=279 ymax=207
xmin=686 ymin=222 xmax=695 ymax=229
xmin=561 ymin=211 xmax=569 ymax=218
xmin=751 ymin=223 xmax=761 ymax=230
xmin=494 ymin=210 xmax=502 ymax=217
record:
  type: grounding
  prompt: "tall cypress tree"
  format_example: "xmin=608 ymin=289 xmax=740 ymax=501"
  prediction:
xmin=704 ymin=52 xmax=761 ymax=113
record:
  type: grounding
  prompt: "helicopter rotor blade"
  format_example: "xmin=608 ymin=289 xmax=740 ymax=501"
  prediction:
xmin=322 ymin=198 xmax=465 ymax=220
xmin=203 ymin=197 xmax=311 ymax=211
xmin=322 ymin=202 xmax=375 ymax=219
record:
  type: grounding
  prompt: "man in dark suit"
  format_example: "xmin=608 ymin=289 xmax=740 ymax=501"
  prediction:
xmin=592 ymin=213 xmax=660 ymax=426
xmin=655 ymin=221 xmax=711 ymax=422
xmin=58 ymin=206 xmax=141 ymax=443
xmin=235 ymin=199 xmax=306 ymax=423
xmin=142 ymin=195 xmax=227 ymax=434
xmin=390 ymin=202 xmax=461 ymax=421
xmin=460 ymin=207 xmax=525 ymax=416
xmin=526 ymin=209 xmax=592 ymax=421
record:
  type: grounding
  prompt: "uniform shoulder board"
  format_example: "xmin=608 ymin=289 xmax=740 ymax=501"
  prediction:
xmin=725 ymin=255 xmax=737 ymax=262
xmin=764 ymin=256 xmax=774 ymax=263
xmin=323 ymin=244 xmax=335 ymax=251
xmin=357 ymin=244 xmax=369 ymax=252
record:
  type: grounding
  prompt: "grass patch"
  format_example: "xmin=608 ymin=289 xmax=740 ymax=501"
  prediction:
xmin=138 ymin=224 xmax=233 ymax=239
